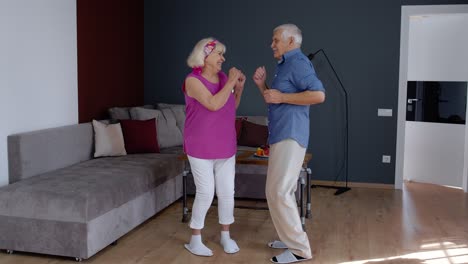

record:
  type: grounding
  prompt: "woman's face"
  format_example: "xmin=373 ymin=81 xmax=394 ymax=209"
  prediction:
xmin=204 ymin=50 xmax=225 ymax=72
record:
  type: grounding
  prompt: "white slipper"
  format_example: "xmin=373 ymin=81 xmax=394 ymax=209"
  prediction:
xmin=268 ymin=240 xmax=288 ymax=249
xmin=184 ymin=243 xmax=213 ymax=257
xmin=270 ymin=249 xmax=312 ymax=263
xmin=221 ymin=238 xmax=240 ymax=254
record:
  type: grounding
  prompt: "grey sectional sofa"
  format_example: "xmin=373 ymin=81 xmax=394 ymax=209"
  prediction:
xmin=0 ymin=101 xmax=270 ymax=261
xmin=0 ymin=122 xmax=184 ymax=261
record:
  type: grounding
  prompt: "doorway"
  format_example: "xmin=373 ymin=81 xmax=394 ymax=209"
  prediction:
xmin=396 ymin=5 xmax=468 ymax=191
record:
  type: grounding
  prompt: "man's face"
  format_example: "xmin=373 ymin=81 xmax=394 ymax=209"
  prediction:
xmin=271 ymin=30 xmax=292 ymax=60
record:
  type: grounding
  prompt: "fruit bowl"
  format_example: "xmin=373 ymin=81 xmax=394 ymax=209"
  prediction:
xmin=255 ymin=146 xmax=270 ymax=158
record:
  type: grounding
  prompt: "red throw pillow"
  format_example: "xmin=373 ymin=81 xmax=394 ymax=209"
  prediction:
xmin=235 ymin=117 xmax=246 ymax=141
xmin=120 ymin=119 xmax=160 ymax=154
xmin=238 ymin=120 xmax=268 ymax=147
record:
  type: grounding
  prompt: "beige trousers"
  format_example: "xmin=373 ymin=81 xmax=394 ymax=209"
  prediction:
xmin=266 ymin=139 xmax=312 ymax=258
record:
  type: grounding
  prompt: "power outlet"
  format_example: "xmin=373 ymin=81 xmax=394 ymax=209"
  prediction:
xmin=382 ymin=155 xmax=391 ymax=163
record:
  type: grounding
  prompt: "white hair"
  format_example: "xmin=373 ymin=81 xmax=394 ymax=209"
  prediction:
xmin=186 ymin=37 xmax=226 ymax=68
xmin=274 ymin=24 xmax=302 ymax=47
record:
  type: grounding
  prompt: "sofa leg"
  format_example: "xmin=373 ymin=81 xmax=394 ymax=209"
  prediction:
xmin=111 ymin=240 xmax=118 ymax=246
xmin=6 ymin=249 xmax=13 ymax=254
xmin=75 ymin=257 xmax=83 ymax=262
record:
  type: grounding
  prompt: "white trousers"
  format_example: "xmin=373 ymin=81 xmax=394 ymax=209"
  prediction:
xmin=266 ymin=139 xmax=312 ymax=258
xmin=188 ymin=155 xmax=236 ymax=229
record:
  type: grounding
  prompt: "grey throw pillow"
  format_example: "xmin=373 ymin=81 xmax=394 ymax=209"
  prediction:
xmin=157 ymin=103 xmax=186 ymax=135
xmin=239 ymin=116 xmax=268 ymax=126
xmin=129 ymin=107 xmax=183 ymax=148
xmin=108 ymin=107 xmax=131 ymax=120
xmin=108 ymin=105 xmax=155 ymax=120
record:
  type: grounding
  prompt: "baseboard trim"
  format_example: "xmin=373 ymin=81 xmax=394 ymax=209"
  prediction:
xmin=311 ymin=180 xmax=394 ymax=189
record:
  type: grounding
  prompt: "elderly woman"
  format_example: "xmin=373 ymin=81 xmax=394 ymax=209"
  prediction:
xmin=183 ymin=37 xmax=245 ymax=257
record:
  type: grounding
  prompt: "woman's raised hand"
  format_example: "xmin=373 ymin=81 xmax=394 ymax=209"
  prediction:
xmin=237 ymin=72 xmax=246 ymax=87
xmin=228 ymin=67 xmax=241 ymax=85
xmin=235 ymin=71 xmax=246 ymax=94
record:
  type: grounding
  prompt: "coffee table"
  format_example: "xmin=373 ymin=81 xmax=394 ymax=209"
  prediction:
xmin=179 ymin=150 xmax=313 ymax=230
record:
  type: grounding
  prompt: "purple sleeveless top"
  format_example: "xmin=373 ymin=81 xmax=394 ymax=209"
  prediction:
xmin=183 ymin=71 xmax=236 ymax=159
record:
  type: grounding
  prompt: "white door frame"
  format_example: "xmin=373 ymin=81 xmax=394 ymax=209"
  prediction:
xmin=396 ymin=5 xmax=468 ymax=191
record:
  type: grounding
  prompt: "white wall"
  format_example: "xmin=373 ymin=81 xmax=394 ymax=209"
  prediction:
xmin=403 ymin=12 xmax=468 ymax=188
xmin=0 ymin=0 xmax=77 ymax=187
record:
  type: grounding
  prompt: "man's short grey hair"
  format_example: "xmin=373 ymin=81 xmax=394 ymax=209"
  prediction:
xmin=186 ymin=37 xmax=226 ymax=68
xmin=274 ymin=24 xmax=302 ymax=46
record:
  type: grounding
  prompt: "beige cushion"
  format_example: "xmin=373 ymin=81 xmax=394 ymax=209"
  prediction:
xmin=92 ymin=120 xmax=127 ymax=157
xmin=129 ymin=107 xmax=183 ymax=148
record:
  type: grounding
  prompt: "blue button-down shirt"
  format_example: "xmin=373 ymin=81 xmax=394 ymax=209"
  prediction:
xmin=268 ymin=48 xmax=325 ymax=148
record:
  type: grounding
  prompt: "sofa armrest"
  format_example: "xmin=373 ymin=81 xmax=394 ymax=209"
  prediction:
xmin=8 ymin=123 xmax=94 ymax=183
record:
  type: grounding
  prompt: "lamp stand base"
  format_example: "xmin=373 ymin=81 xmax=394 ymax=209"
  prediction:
xmin=311 ymin=185 xmax=351 ymax=196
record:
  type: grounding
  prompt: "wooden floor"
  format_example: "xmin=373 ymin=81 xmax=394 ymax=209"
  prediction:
xmin=1 ymin=182 xmax=468 ymax=264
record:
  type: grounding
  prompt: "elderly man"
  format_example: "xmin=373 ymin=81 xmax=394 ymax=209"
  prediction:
xmin=252 ymin=24 xmax=325 ymax=264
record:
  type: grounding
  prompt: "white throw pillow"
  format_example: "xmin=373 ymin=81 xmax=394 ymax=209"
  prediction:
xmin=92 ymin=120 xmax=127 ymax=157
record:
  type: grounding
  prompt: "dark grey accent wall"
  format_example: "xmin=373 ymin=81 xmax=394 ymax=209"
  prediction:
xmin=144 ymin=1 xmax=466 ymax=184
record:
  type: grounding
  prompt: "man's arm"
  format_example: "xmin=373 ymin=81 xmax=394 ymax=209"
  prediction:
xmin=263 ymin=89 xmax=325 ymax=105
xmin=252 ymin=66 xmax=269 ymax=94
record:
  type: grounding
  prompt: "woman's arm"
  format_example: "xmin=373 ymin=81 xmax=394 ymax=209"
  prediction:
xmin=234 ymin=72 xmax=246 ymax=109
xmin=185 ymin=68 xmax=240 ymax=111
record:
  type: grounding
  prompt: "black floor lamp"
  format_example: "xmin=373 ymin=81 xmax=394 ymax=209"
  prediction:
xmin=308 ymin=49 xmax=351 ymax=196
